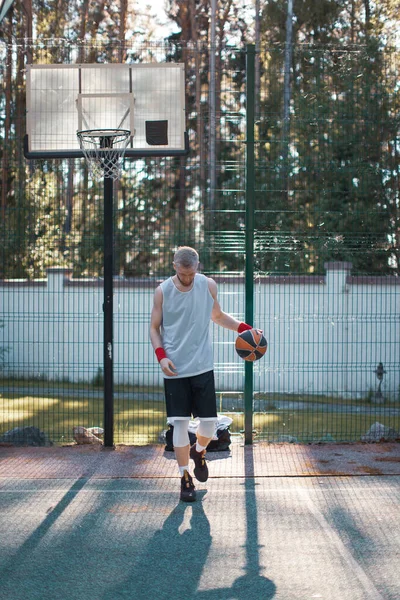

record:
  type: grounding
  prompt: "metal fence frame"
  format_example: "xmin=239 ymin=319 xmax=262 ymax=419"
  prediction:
xmin=0 ymin=41 xmax=399 ymax=446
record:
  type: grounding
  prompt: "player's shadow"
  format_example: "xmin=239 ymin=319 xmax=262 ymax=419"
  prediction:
xmin=105 ymin=445 xmax=276 ymax=600
xmin=104 ymin=489 xmax=212 ymax=600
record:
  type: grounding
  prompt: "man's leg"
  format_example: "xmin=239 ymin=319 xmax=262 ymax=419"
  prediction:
xmin=196 ymin=419 xmax=216 ymax=449
xmin=172 ymin=418 xmax=191 ymax=473
xmin=173 ymin=419 xmax=196 ymax=502
xmin=190 ymin=419 xmax=216 ymax=482
xmin=175 ymin=445 xmax=190 ymax=465
xmin=189 ymin=371 xmax=218 ymax=482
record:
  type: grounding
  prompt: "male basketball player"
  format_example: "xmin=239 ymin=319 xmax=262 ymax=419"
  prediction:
xmin=150 ymin=246 xmax=253 ymax=502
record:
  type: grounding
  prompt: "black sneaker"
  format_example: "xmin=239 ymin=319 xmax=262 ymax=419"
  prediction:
xmin=190 ymin=444 xmax=209 ymax=482
xmin=180 ymin=470 xmax=196 ymax=502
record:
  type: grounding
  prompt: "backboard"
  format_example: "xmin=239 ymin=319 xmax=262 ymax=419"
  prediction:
xmin=25 ymin=63 xmax=188 ymax=159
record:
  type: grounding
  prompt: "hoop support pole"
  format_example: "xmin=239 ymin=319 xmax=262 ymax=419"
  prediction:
xmin=103 ymin=175 xmax=114 ymax=448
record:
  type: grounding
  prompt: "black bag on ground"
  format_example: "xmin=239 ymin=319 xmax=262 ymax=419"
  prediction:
xmin=164 ymin=424 xmax=231 ymax=452
xmin=206 ymin=427 xmax=231 ymax=452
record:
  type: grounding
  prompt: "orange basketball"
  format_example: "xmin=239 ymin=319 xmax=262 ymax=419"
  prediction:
xmin=235 ymin=329 xmax=267 ymax=362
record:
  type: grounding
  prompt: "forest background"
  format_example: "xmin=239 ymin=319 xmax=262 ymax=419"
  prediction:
xmin=0 ymin=0 xmax=399 ymax=279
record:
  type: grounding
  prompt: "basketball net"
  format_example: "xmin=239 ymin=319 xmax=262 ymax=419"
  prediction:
xmin=77 ymin=129 xmax=131 ymax=181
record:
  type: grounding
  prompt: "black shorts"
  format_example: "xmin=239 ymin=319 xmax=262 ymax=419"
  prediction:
xmin=164 ymin=370 xmax=217 ymax=420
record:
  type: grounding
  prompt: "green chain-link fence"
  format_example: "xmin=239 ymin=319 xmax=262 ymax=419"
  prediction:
xmin=0 ymin=41 xmax=399 ymax=445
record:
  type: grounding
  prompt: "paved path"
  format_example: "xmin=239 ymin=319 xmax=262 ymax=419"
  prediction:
xmin=0 ymin=442 xmax=399 ymax=600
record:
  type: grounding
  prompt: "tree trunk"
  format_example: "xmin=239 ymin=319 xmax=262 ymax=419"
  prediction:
xmin=363 ymin=0 xmax=371 ymax=36
xmin=282 ymin=0 xmax=294 ymax=199
xmin=189 ymin=0 xmax=205 ymax=189
xmin=88 ymin=1 xmax=107 ymax=62
xmin=22 ymin=0 xmax=33 ymax=63
xmin=1 ymin=12 xmax=13 ymax=220
xmin=209 ymin=0 xmax=217 ymax=214
xmin=15 ymin=3 xmax=27 ymax=210
xmin=350 ymin=0 xmax=355 ymax=43
xmin=119 ymin=0 xmax=128 ymax=62
xmin=255 ymin=0 xmax=261 ymax=121
xmin=78 ymin=0 xmax=90 ymax=62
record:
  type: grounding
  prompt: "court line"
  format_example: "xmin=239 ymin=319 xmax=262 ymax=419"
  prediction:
xmin=0 ymin=486 xmax=397 ymax=494
xmin=299 ymin=487 xmax=387 ymax=600
xmin=0 ymin=473 xmax=398 ymax=480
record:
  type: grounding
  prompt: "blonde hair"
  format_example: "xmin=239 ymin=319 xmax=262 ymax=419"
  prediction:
xmin=173 ymin=246 xmax=199 ymax=268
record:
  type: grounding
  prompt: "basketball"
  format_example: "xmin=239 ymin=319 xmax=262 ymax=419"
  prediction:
xmin=235 ymin=329 xmax=267 ymax=362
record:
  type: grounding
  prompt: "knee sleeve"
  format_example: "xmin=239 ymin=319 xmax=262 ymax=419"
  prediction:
xmin=172 ymin=419 xmax=190 ymax=448
xmin=198 ymin=419 xmax=216 ymax=440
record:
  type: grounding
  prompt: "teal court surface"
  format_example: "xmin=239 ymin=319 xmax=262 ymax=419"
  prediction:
xmin=0 ymin=442 xmax=399 ymax=600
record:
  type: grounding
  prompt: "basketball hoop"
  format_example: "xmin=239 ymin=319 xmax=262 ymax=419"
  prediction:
xmin=77 ymin=129 xmax=131 ymax=181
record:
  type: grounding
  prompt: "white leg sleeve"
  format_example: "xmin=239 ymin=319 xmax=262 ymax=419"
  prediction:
xmin=197 ymin=419 xmax=216 ymax=440
xmin=172 ymin=418 xmax=191 ymax=448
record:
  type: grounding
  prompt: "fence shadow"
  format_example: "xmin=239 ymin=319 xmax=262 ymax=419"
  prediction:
xmin=195 ymin=445 xmax=276 ymax=599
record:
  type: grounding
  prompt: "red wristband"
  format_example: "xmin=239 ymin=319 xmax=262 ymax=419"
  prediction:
xmin=155 ymin=347 xmax=167 ymax=362
xmin=238 ymin=322 xmax=252 ymax=333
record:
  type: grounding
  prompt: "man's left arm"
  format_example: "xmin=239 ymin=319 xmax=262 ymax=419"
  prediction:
xmin=209 ymin=278 xmax=251 ymax=332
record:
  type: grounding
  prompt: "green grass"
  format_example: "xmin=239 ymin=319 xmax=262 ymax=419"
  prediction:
xmin=0 ymin=393 xmax=166 ymax=445
xmin=1 ymin=389 xmax=399 ymax=445
xmin=223 ymin=411 xmax=399 ymax=443
xmin=253 ymin=411 xmax=400 ymax=442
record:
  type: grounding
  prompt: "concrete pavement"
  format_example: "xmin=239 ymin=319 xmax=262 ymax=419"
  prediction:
xmin=0 ymin=442 xmax=399 ymax=600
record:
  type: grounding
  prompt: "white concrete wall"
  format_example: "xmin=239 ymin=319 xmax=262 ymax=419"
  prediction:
xmin=1 ymin=263 xmax=399 ymax=399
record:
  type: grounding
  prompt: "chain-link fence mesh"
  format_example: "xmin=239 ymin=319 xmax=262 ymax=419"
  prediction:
xmin=0 ymin=40 xmax=399 ymax=444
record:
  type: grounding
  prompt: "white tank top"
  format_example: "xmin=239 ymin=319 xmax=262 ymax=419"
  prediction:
xmin=160 ymin=273 xmax=214 ymax=378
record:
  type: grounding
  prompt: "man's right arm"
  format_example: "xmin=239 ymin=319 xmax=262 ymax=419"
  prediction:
xmin=150 ymin=286 xmax=177 ymax=376
xmin=150 ymin=286 xmax=164 ymax=350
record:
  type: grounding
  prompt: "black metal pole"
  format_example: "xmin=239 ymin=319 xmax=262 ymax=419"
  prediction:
xmin=103 ymin=175 xmax=114 ymax=448
xmin=245 ymin=44 xmax=255 ymax=446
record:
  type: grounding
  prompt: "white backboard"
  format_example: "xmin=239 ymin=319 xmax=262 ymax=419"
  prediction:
xmin=25 ymin=63 xmax=187 ymax=158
